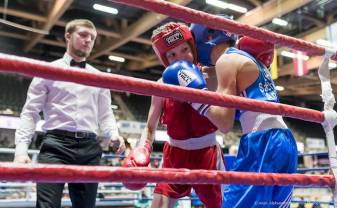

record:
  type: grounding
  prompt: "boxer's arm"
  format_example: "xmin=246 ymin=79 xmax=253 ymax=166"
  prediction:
xmin=121 ymin=93 xmax=162 ymax=190
xmin=205 ymin=54 xmax=238 ymax=133
xmin=126 ymin=80 xmax=163 ymax=166
xmin=140 ymin=82 xmax=163 ymax=147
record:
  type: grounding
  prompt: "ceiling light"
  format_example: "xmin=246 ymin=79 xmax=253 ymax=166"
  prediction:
xmin=272 ymin=18 xmax=288 ymax=26
xmin=316 ymin=39 xmax=337 ymax=50
xmin=206 ymin=0 xmax=247 ymax=13
xmin=2 ymin=108 xmax=13 ymax=115
xmin=275 ymin=86 xmax=285 ymax=91
xmin=111 ymin=104 xmax=119 ymax=110
xmin=316 ymin=39 xmax=332 ymax=47
xmin=93 ymin=4 xmax=118 ymax=15
xmin=329 ymin=62 xmax=337 ymax=69
xmin=281 ymin=51 xmax=309 ymax=60
xmin=109 ymin=55 xmax=125 ymax=63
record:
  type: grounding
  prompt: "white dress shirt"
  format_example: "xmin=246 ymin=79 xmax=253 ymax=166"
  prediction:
xmin=15 ymin=53 xmax=119 ymax=156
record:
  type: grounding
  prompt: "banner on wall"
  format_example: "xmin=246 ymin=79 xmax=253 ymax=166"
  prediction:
xmin=293 ymin=50 xmax=308 ymax=76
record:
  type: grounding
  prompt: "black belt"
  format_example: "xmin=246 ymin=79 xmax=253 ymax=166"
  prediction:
xmin=46 ymin=129 xmax=97 ymax=139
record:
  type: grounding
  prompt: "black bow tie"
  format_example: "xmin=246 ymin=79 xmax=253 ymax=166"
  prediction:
xmin=70 ymin=59 xmax=86 ymax=68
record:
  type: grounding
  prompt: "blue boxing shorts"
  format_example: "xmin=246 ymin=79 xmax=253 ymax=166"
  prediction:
xmin=222 ymin=128 xmax=297 ymax=208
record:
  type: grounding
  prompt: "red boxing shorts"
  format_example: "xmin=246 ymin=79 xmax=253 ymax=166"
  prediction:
xmin=154 ymin=141 xmax=225 ymax=208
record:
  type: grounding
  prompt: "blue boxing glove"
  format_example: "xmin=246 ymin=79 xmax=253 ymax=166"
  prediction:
xmin=163 ymin=60 xmax=210 ymax=116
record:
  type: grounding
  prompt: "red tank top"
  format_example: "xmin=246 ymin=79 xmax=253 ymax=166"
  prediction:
xmin=161 ymin=98 xmax=217 ymax=140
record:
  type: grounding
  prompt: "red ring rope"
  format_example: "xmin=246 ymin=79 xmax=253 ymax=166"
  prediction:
xmin=110 ymin=0 xmax=337 ymax=60
xmin=0 ymin=53 xmax=324 ymax=123
xmin=0 ymin=163 xmax=334 ymax=188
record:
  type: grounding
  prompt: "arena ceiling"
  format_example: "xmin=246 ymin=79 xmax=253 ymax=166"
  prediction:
xmin=1 ymin=0 xmax=337 ymax=109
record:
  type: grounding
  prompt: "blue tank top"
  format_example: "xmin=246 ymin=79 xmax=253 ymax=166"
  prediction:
xmin=225 ymin=47 xmax=279 ymax=119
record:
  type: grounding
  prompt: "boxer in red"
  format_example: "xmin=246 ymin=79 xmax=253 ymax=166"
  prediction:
xmin=122 ymin=22 xmax=225 ymax=208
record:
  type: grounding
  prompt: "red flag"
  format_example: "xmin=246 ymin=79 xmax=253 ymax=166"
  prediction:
xmin=293 ymin=50 xmax=308 ymax=76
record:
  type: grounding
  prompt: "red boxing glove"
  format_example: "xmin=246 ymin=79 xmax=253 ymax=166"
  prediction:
xmin=237 ymin=36 xmax=274 ymax=68
xmin=122 ymin=142 xmax=152 ymax=190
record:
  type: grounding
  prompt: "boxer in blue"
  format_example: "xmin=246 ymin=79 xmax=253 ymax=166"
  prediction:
xmin=162 ymin=21 xmax=298 ymax=207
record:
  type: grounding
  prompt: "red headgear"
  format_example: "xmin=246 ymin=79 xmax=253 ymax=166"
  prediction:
xmin=151 ymin=23 xmax=197 ymax=67
xmin=237 ymin=36 xmax=275 ymax=68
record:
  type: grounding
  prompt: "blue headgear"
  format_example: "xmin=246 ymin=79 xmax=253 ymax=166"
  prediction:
xmin=190 ymin=15 xmax=237 ymax=66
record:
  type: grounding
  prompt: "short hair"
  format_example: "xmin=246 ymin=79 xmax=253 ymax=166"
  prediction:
xmin=151 ymin=22 xmax=187 ymax=39
xmin=65 ymin=19 xmax=96 ymax=34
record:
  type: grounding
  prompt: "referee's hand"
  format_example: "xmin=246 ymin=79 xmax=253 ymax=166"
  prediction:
xmin=14 ymin=154 xmax=32 ymax=163
xmin=109 ymin=135 xmax=126 ymax=154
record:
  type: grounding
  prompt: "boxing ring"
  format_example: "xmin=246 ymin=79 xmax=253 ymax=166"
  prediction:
xmin=1 ymin=0 xmax=337 ymax=206
xmin=0 ymin=150 xmax=333 ymax=207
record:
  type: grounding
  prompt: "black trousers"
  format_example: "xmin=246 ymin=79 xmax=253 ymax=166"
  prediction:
xmin=36 ymin=133 xmax=102 ymax=208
